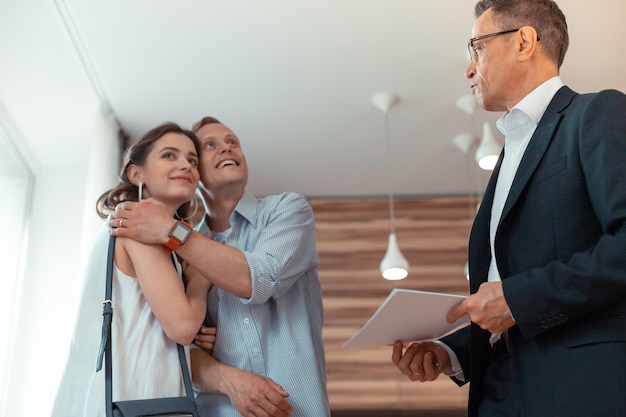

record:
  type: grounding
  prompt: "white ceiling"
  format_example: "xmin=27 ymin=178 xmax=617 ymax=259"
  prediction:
xmin=2 ymin=0 xmax=625 ymax=198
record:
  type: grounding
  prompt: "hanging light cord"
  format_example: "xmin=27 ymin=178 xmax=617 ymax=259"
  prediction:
xmin=384 ymin=112 xmax=396 ymax=234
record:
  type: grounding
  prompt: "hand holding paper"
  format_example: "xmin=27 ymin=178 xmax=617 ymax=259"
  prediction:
xmin=344 ymin=289 xmax=470 ymax=347
xmin=447 ymin=281 xmax=515 ymax=334
xmin=392 ymin=340 xmax=451 ymax=382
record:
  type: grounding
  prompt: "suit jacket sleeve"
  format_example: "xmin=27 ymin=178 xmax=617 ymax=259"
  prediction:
xmin=440 ymin=325 xmax=472 ymax=386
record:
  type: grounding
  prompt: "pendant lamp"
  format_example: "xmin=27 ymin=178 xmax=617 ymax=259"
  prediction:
xmin=453 ymin=95 xmax=501 ymax=171
xmin=371 ymin=93 xmax=409 ymax=280
xmin=475 ymin=122 xmax=501 ymax=170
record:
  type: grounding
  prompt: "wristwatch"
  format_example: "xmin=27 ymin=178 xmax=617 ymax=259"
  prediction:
xmin=163 ymin=220 xmax=192 ymax=254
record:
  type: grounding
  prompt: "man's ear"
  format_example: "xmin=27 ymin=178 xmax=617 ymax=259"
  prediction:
xmin=126 ymin=164 xmax=142 ymax=186
xmin=517 ymin=25 xmax=540 ymax=62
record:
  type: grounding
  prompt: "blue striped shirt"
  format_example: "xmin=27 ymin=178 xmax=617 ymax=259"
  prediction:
xmin=195 ymin=191 xmax=330 ymax=416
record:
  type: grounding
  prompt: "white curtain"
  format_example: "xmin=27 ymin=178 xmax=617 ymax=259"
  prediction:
xmin=0 ymin=106 xmax=120 ymax=417
xmin=0 ymin=125 xmax=35 ymax=417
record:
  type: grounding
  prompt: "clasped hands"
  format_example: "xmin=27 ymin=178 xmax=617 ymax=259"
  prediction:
xmin=194 ymin=327 xmax=292 ymax=416
xmin=392 ymin=281 xmax=515 ymax=382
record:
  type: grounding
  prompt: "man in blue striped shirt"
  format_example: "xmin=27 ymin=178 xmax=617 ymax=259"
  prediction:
xmin=111 ymin=117 xmax=329 ymax=417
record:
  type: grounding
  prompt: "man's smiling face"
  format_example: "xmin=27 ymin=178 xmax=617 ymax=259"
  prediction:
xmin=195 ymin=122 xmax=248 ymax=192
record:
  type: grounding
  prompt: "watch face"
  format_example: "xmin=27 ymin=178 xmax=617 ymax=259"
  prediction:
xmin=171 ymin=222 xmax=191 ymax=242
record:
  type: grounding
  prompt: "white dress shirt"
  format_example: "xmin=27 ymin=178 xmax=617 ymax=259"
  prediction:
xmin=489 ymin=76 xmax=565 ymax=282
xmin=440 ymin=76 xmax=565 ymax=379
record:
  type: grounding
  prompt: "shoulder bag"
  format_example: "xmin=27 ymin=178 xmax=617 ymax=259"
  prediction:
xmin=96 ymin=235 xmax=200 ymax=417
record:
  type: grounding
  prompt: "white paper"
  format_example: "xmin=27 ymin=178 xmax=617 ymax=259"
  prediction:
xmin=343 ymin=288 xmax=469 ymax=347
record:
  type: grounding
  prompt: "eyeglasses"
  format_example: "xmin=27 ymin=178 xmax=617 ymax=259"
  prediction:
xmin=467 ymin=28 xmax=520 ymax=62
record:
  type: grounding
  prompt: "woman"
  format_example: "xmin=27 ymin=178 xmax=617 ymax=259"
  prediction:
xmin=52 ymin=122 xmax=211 ymax=416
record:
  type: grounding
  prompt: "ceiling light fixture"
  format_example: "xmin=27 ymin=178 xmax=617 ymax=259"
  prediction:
xmin=371 ymin=92 xmax=409 ymax=280
xmin=453 ymin=95 xmax=501 ymax=171
xmin=475 ymin=122 xmax=501 ymax=170
xmin=453 ymin=96 xmax=498 ymax=280
xmin=455 ymin=94 xmax=477 ymax=116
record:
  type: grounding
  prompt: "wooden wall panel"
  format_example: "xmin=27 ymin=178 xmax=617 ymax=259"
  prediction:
xmin=311 ymin=196 xmax=476 ymax=411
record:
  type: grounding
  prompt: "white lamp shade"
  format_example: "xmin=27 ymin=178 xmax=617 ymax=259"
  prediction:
xmin=452 ymin=133 xmax=475 ymax=154
xmin=455 ymin=94 xmax=477 ymax=115
xmin=380 ymin=233 xmax=409 ymax=280
xmin=475 ymin=122 xmax=501 ymax=170
xmin=371 ymin=93 xmax=398 ymax=114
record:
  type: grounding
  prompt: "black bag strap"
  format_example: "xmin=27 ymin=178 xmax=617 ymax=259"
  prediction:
xmin=95 ymin=235 xmax=195 ymax=417
xmin=177 ymin=334 xmax=195 ymax=398
xmin=96 ymin=235 xmax=115 ymax=372
xmin=95 ymin=235 xmax=115 ymax=417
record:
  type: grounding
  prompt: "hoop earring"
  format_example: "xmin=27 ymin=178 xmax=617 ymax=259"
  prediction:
xmin=138 ymin=182 xmax=143 ymax=201
xmin=177 ymin=198 xmax=199 ymax=221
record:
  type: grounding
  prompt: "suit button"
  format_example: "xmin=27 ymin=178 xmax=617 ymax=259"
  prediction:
xmin=540 ymin=320 xmax=549 ymax=329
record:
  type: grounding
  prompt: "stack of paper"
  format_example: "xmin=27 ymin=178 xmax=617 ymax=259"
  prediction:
xmin=344 ymin=288 xmax=470 ymax=347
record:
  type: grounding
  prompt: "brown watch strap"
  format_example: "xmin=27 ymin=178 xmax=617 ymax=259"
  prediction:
xmin=163 ymin=220 xmax=192 ymax=254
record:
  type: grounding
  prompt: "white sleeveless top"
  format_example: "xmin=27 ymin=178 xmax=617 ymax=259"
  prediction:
xmin=52 ymin=224 xmax=189 ymax=417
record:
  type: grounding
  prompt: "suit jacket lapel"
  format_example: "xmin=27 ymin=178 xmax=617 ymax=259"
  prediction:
xmin=499 ymin=86 xmax=577 ymax=224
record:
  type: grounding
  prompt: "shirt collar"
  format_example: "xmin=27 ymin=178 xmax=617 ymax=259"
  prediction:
xmin=197 ymin=189 xmax=258 ymax=233
xmin=233 ymin=190 xmax=258 ymax=227
xmin=496 ymin=76 xmax=564 ymax=135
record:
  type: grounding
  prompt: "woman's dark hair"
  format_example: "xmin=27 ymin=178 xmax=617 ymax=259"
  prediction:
xmin=475 ymin=0 xmax=569 ymax=68
xmin=96 ymin=122 xmax=200 ymax=219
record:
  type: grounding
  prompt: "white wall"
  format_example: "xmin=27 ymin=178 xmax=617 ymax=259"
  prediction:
xmin=0 ymin=105 xmax=119 ymax=416
xmin=0 ymin=127 xmax=34 ymax=417
xmin=6 ymin=163 xmax=88 ymax=415
xmin=0 ymin=2 xmax=120 ymax=414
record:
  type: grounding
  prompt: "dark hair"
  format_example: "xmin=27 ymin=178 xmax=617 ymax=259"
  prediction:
xmin=96 ymin=122 xmax=200 ymax=219
xmin=475 ymin=0 xmax=569 ymax=68
xmin=191 ymin=116 xmax=222 ymax=133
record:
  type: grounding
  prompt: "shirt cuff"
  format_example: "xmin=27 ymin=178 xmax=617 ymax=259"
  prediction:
xmin=434 ymin=340 xmax=465 ymax=381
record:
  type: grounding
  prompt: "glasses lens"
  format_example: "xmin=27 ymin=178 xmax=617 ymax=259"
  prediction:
xmin=468 ymin=41 xmax=476 ymax=62
xmin=467 ymin=29 xmax=520 ymax=63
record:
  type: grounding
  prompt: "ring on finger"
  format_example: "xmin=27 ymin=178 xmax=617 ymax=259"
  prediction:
xmin=120 ymin=219 xmax=124 ymax=228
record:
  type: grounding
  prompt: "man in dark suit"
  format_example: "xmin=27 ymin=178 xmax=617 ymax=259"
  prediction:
xmin=391 ymin=0 xmax=626 ymax=415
